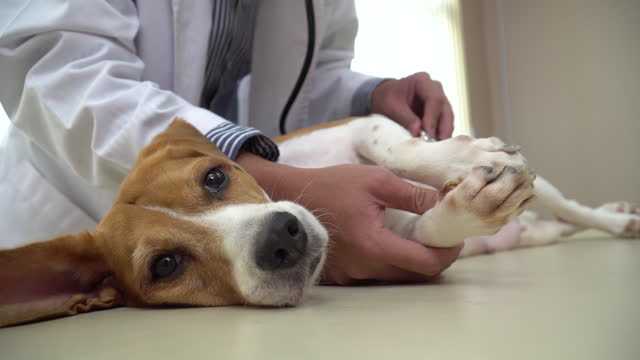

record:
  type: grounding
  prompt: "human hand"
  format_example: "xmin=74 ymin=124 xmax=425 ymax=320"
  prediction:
xmin=301 ymin=165 xmax=462 ymax=284
xmin=236 ymin=152 xmax=462 ymax=285
xmin=371 ymin=72 xmax=454 ymax=140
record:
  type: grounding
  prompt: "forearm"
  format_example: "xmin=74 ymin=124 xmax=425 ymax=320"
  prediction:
xmin=235 ymin=152 xmax=311 ymax=202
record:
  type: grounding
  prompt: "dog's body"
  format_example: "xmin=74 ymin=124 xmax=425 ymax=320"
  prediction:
xmin=276 ymin=115 xmax=639 ymax=255
xmin=1 ymin=115 xmax=638 ymax=326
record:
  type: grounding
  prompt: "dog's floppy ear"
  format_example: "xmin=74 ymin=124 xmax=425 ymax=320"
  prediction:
xmin=0 ymin=232 xmax=122 ymax=327
xmin=136 ymin=118 xmax=222 ymax=160
xmin=160 ymin=118 xmax=211 ymax=142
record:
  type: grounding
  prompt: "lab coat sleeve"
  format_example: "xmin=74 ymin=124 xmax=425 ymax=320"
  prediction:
xmin=0 ymin=0 xmax=272 ymax=189
xmin=307 ymin=0 xmax=385 ymax=124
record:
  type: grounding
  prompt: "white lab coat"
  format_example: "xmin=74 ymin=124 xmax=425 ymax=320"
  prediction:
xmin=0 ymin=0 xmax=376 ymax=247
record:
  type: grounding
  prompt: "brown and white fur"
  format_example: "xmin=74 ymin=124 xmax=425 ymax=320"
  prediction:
xmin=1 ymin=115 xmax=637 ymax=327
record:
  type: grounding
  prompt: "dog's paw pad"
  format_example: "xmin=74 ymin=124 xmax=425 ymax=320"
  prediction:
xmin=500 ymin=144 xmax=521 ymax=153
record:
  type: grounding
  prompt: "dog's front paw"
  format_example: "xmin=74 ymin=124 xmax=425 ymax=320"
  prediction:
xmin=443 ymin=165 xmax=537 ymax=233
xmin=439 ymin=136 xmax=529 ymax=184
xmin=415 ymin=164 xmax=536 ymax=247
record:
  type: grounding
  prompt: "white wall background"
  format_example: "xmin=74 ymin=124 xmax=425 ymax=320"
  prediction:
xmin=465 ymin=0 xmax=640 ymax=206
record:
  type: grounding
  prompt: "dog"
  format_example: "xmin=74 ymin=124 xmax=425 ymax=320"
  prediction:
xmin=1 ymin=115 xmax=638 ymax=326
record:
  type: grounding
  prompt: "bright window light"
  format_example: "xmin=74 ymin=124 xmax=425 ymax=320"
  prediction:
xmin=352 ymin=0 xmax=471 ymax=136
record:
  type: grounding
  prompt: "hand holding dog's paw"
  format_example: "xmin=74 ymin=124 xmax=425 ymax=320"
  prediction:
xmin=413 ymin=164 xmax=536 ymax=248
xmin=237 ymin=155 xmax=463 ymax=285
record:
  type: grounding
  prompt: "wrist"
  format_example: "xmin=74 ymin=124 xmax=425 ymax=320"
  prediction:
xmin=235 ymin=151 xmax=312 ymax=202
xmin=370 ymin=78 xmax=393 ymax=114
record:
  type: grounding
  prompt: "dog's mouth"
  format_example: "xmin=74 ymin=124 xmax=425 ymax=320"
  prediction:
xmin=217 ymin=201 xmax=329 ymax=307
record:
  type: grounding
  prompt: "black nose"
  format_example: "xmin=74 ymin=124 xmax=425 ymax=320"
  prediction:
xmin=255 ymin=212 xmax=308 ymax=271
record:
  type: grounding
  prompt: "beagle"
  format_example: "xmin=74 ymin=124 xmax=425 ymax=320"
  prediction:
xmin=1 ymin=115 xmax=637 ymax=326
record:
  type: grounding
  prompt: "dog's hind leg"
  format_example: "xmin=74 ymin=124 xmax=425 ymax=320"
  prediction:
xmin=597 ymin=201 xmax=640 ymax=216
xmin=517 ymin=217 xmax=580 ymax=247
xmin=532 ymin=177 xmax=640 ymax=238
xmin=459 ymin=219 xmax=525 ymax=257
xmin=459 ymin=215 xmax=579 ymax=257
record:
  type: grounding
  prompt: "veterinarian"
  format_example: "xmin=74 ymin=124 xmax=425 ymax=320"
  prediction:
xmin=0 ymin=0 xmax=461 ymax=284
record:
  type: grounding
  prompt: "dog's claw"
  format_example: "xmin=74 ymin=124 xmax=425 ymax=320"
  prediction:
xmin=440 ymin=178 xmax=462 ymax=201
xmin=500 ymin=144 xmax=521 ymax=153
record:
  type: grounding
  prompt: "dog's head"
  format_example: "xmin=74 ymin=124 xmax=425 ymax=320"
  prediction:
xmin=0 ymin=119 xmax=328 ymax=326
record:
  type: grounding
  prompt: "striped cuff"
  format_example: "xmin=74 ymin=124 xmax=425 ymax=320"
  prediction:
xmin=205 ymin=122 xmax=280 ymax=161
xmin=350 ymin=77 xmax=386 ymax=116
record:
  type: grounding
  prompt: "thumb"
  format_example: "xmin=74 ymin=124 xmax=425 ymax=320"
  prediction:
xmin=371 ymin=172 xmax=439 ymax=214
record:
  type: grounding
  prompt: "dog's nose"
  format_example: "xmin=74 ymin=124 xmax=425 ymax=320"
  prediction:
xmin=255 ymin=212 xmax=308 ymax=271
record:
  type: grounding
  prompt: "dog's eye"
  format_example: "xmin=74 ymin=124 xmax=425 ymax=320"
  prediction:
xmin=151 ymin=254 xmax=182 ymax=280
xmin=203 ymin=167 xmax=228 ymax=194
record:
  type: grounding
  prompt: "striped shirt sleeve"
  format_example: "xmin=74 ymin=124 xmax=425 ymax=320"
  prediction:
xmin=205 ymin=122 xmax=280 ymax=162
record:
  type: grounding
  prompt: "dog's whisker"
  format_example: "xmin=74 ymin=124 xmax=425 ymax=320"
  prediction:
xmin=318 ymin=220 xmax=339 ymax=234
xmin=293 ymin=179 xmax=316 ymax=206
xmin=314 ymin=214 xmax=332 ymax=221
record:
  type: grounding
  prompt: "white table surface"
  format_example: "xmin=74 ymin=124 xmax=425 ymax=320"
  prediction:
xmin=1 ymin=234 xmax=638 ymax=360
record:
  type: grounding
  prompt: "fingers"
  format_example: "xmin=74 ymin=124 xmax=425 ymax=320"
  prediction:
xmin=412 ymin=74 xmax=454 ymax=140
xmin=322 ymin=229 xmax=461 ymax=285
xmin=321 ymin=264 xmax=432 ymax=285
xmin=378 ymin=266 xmax=433 ymax=283
xmin=369 ymin=170 xmax=439 ymax=214
xmin=360 ymin=265 xmax=433 ymax=284
xmin=421 ymin=99 xmax=443 ymax=139
xmin=372 ymin=79 xmax=422 ymax=136
xmin=415 ymin=77 xmax=443 ymax=139
xmin=437 ymin=100 xmax=455 ymax=140
xmin=373 ymin=72 xmax=454 ymax=139
xmin=377 ymin=228 xmax=463 ymax=276
xmin=393 ymin=105 xmax=422 ymax=136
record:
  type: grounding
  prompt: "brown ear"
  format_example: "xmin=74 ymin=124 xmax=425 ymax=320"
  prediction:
xmin=161 ymin=118 xmax=209 ymax=141
xmin=0 ymin=232 xmax=123 ymax=327
xmin=133 ymin=118 xmax=224 ymax=165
